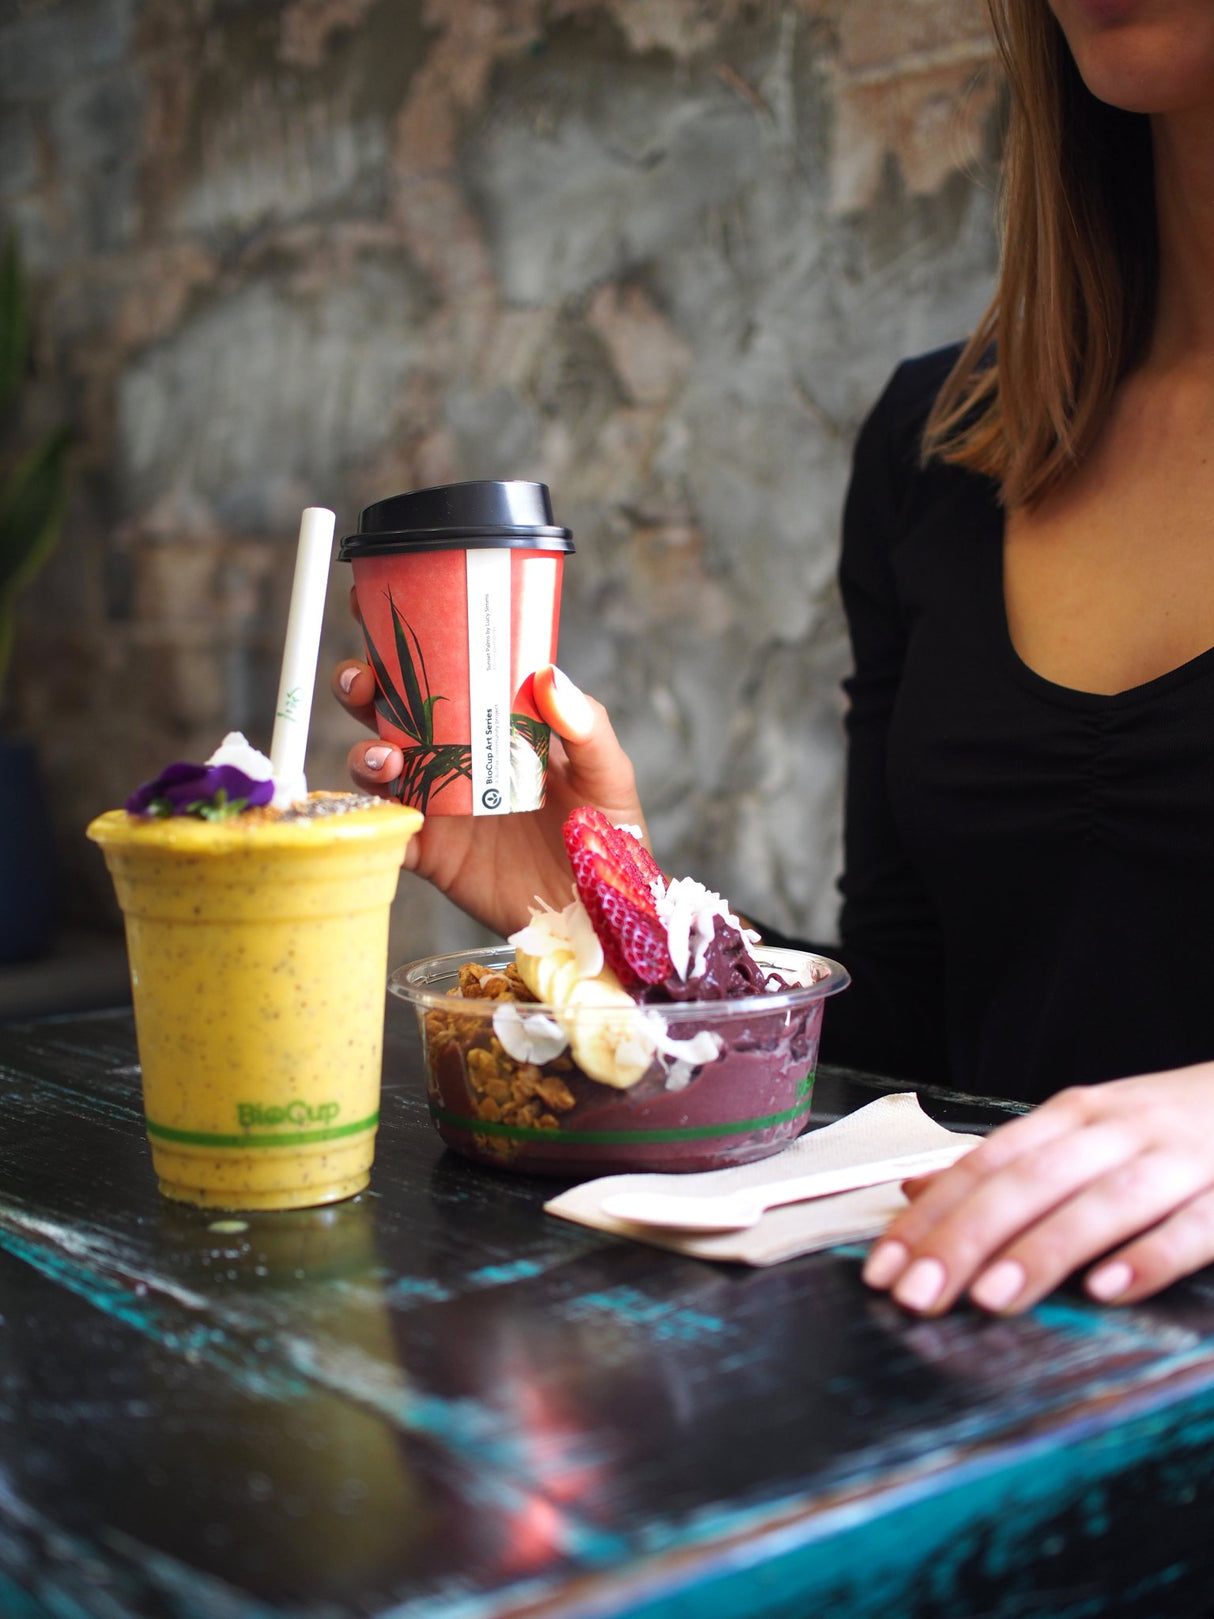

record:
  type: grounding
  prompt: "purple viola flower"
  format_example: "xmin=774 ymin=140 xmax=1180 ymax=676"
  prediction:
xmin=126 ymin=761 xmax=274 ymax=820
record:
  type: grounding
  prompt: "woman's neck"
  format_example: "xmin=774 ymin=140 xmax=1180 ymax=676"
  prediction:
xmin=1148 ymin=109 xmax=1214 ymax=367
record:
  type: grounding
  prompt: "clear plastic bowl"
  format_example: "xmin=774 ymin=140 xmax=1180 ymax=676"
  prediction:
xmin=390 ymin=944 xmax=849 ymax=1176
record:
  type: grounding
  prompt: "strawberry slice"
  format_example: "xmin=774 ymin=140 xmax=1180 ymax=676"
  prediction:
xmin=629 ymin=840 xmax=666 ymax=894
xmin=563 ymin=806 xmax=674 ymax=988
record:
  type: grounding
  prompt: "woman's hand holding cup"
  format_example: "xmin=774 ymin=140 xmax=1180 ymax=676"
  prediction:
xmin=332 ymin=610 xmax=647 ymax=940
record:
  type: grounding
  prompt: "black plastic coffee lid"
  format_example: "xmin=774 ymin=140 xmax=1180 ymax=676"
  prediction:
xmin=338 ymin=480 xmax=573 ymax=558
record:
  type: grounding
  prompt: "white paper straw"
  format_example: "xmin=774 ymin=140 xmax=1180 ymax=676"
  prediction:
xmin=269 ymin=506 xmax=335 ymax=807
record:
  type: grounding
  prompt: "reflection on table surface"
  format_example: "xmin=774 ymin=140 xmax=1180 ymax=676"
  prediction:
xmin=0 ymin=1005 xmax=1211 ymax=1618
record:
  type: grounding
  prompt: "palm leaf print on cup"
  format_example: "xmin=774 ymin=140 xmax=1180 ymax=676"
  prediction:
xmin=361 ymin=592 xmax=471 ymax=814
xmin=510 ymin=712 xmax=549 ymax=811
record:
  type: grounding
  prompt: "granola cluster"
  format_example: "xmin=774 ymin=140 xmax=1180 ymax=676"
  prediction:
xmin=423 ymin=960 xmax=577 ymax=1159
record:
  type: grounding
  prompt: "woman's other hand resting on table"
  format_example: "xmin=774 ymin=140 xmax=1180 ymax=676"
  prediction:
xmin=331 ymin=593 xmax=645 ymax=939
xmin=863 ymin=1066 xmax=1214 ymax=1314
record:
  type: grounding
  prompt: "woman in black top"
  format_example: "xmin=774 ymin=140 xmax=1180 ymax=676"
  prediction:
xmin=335 ymin=0 xmax=1214 ymax=1315
xmin=818 ymin=341 xmax=1214 ymax=1108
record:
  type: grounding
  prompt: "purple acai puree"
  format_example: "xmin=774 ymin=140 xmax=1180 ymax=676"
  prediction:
xmin=641 ymin=914 xmax=785 ymax=1003
xmin=430 ymin=988 xmax=823 ymax=1176
xmin=552 ymin=1008 xmax=822 ymax=1172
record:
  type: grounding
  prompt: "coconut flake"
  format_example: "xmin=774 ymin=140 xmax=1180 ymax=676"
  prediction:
xmin=779 ymin=958 xmax=823 ymax=989
xmin=655 ymin=876 xmax=759 ymax=982
xmin=492 ymin=1002 xmax=569 ymax=1065
xmin=508 ymin=892 xmax=605 ymax=979
xmin=637 ymin=1009 xmax=725 ymax=1086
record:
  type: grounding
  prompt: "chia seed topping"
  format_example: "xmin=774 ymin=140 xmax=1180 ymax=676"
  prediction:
xmin=278 ymin=792 xmax=384 ymax=821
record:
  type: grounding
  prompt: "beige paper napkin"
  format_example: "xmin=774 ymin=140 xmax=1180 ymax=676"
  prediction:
xmin=544 ymin=1093 xmax=983 ymax=1266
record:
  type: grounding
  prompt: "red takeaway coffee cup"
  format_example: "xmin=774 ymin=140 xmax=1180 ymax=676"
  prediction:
xmin=338 ymin=481 xmax=574 ymax=817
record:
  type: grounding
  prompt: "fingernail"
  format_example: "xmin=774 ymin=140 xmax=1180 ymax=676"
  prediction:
xmin=364 ymin=747 xmax=390 ymax=771
xmin=894 ymin=1257 xmax=947 ymax=1313
xmin=862 ymin=1240 xmax=909 ymax=1289
xmin=551 ymin=666 xmax=593 ymax=738
xmin=1086 ymin=1260 xmax=1134 ymax=1302
xmin=339 ymin=666 xmax=358 ymax=694
xmin=970 ymin=1258 xmax=1026 ymax=1313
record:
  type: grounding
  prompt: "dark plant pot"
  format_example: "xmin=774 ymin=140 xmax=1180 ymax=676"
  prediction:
xmin=0 ymin=734 xmax=60 ymax=964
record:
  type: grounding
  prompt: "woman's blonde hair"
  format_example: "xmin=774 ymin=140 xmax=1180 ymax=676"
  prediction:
xmin=922 ymin=0 xmax=1157 ymax=508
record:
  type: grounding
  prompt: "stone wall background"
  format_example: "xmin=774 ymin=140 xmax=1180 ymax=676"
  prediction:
xmin=0 ymin=0 xmax=1000 ymax=963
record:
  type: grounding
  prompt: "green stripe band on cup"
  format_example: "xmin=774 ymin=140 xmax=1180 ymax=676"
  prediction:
xmin=428 ymin=1087 xmax=814 ymax=1146
xmin=145 ymin=1113 xmax=379 ymax=1149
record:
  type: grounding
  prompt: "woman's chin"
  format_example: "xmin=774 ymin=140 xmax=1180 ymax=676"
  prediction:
xmin=1052 ymin=2 xmax=1214 ymax=116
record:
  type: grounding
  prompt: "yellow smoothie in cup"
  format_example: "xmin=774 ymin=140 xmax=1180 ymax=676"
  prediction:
xmin=88 ymin=793 xmax=421 ymax=1209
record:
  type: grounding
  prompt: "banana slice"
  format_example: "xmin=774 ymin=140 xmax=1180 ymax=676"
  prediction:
xmin=520 ymin=949 xmax=583 ymax=1008
xmin=515 ymin=948 xmax=654 ymax=1089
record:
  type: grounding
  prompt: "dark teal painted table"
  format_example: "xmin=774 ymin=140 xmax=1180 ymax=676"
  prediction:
xmin=0 ymin=1004 xmax=1211 ymax=1618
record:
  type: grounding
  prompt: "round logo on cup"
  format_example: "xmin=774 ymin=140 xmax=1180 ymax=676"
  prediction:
xmin=481 ymin=788 xmax=503 ymax=810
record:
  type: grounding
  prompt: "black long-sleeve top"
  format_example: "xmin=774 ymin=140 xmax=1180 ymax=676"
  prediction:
xmin=787 ymin=346 xmax=1214 ymax=1105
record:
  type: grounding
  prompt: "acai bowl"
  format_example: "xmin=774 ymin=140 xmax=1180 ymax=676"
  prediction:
xmin=391 ymin=940 xmax=848 ymax=1176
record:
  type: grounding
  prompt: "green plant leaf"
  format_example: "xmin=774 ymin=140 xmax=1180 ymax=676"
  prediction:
xmin=0 ymin=232 xmax=71 ymax=705
xmin=373 ymin=690 xmax=414 ymax=738
xmin=511 ymin=712 xmax=550 ymax=765
xmin=395 ymin=743 xmax=471 ymax=813
xmin=371 ymin=686 xmax=415 ymax=739
xmin=0 ymin=234 xmax=29 ymax=419
xmin=0 ymin=425 xmax=72 ymax=597
xmin=0 ymin=423 xmax=71 ymax=695
xmin=417 ymin=755 xmax=472 ymax=808
xmin=394 ymin=748 xmax=433 ymax=810
xmin=361 ymin=614 xmax=421 ymax=742
xmin=422 ymin=694 xmax=446 ymax=735
xmin=389 ymin=592 xmax=433 ymax=745
xmin=185 ymin=790 xmax=251 ymax=821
